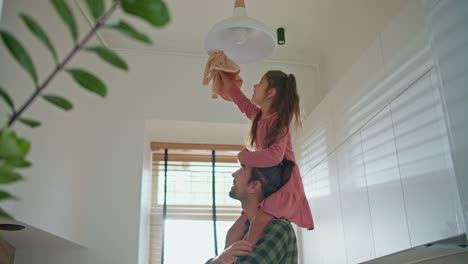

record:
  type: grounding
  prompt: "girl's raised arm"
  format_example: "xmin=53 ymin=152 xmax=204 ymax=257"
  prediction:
xmin=229 ymin=83 xmax=260 ymax=120
xmin=238 ymin=131 xmax=288 ymax=167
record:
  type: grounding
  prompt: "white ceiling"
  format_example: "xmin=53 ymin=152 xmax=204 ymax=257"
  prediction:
xmin=76 ymin=0 xmax=407 ymax=69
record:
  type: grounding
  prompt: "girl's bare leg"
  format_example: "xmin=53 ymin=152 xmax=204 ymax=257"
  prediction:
xmin=225 ymin=212 xmax=248 ymax=249
xmin=245 ymin=209 xmax=274 ymax=246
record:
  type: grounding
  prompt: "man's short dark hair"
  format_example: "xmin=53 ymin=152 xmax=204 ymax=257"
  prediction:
xmin=249 ymin=159 xmax=294 ymax=199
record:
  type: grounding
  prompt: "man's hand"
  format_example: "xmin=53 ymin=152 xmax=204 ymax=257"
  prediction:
xmin=212 ymin=240 xmax=253 ymax=264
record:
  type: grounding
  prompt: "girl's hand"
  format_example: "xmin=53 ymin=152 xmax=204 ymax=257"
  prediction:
xmin=221 ymin=72 xmax=241 ymax=90
xmin=220 ymin=72 xmax=232 ymax=85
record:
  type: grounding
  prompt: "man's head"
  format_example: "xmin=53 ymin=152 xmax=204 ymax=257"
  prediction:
xmin=229 ymin=159 xmax=294 ymax=203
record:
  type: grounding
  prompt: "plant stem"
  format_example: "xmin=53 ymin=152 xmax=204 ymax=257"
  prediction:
xmin=7 ymin=1 xmax=120 ymax=128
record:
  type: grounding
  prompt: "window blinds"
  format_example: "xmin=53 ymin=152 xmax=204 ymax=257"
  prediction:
xmin=150 ymin=143 xmax=243 ymax=264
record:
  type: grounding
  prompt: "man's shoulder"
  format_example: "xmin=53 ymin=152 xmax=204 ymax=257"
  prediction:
xmin=235 ymin=219 xmax=298 ymax=264
xmin=269 ymin=219 xmax=294 ymax=229
xmin=270 ymin=218 xmax=292 ymax=225
xmin=264 ymin=219 xmax=295 ymax=237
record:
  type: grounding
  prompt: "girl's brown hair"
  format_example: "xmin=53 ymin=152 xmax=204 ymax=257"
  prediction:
xmin=250 ymin=159 xmax=294 ymax=199
xmin=247 ymin=70 xmax=302 ymax=149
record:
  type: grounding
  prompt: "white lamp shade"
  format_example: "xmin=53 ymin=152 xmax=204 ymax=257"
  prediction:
xmin=205 ymin=8 xmax=276 ymax=64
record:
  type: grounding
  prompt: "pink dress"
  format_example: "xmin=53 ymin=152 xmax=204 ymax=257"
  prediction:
xmin=229 ymin=86 xmax=314 ymax=230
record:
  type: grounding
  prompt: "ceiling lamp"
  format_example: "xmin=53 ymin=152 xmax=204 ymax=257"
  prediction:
xmin=204 ymin=0 xmax=276 ymax=64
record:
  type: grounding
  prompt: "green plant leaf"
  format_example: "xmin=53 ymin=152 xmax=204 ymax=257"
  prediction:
xmin=50 ymin=0 xmax=78 ymax=42
xmin=67 ymin=69 xmax=107 ymax=97
xmin=0 ymin=86 xmax=15 ymax=112
xmin=3 ymin=158 xmax=32 ymax=168
xmin=20 ymin=13 xmax=59 ymax=63
xmin=0 ymin=166 xmax=24 ymax=184
xmin=0 ymin=130 xmax=23 ymax=160
xmin=121 ymin=0 xmax=170 ymax=27
xmin=85 ymin=0 xmax=105 ymax=20
xmin=0 ymin=190 xmax=17 ymax=201
xmin=0 ymin=30 xmax=38 ymax=84
xmin=85 ymin=46 xmax=128 ymax=71
xmin=16 ymin=138 xmax=31 ymax=157
xmin=42 ymin=94 xmax=73 ymax=111
xmin=19 ymin=118 xmax=41 ymax=128
xmin=0 ymin=209 xmax=14 ymax=220
xmin=109 ymin=20 xmax=152 ymax=44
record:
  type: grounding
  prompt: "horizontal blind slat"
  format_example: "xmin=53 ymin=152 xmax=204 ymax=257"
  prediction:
xmin=150 ymin=144 xmax=242 ymax=264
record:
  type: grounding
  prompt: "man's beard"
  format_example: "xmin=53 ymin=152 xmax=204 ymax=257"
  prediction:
xmin=229 ymin=189 xmax=236 ymax=199
xmin=229 ymin=188 xmax=239 ymax=200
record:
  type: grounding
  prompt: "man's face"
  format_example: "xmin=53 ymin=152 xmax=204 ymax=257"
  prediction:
xmin=229 ymin=165 xmax=254 ymax=201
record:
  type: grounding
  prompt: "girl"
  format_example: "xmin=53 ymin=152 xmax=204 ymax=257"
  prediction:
xmin=224 ymin=70 xmax=314 ymax=248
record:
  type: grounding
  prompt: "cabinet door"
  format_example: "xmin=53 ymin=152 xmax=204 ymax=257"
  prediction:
xmin=299 ymin=94 xmax=337 ymax=175
xmin=390 ymin=71 xmax=461 ymax=246
xmin=361 ymin=106 xmax=411 ymax=257
xmin=337 ymin=134 xmax=375 ymax=263
xmin=426 ymin=0 xmax=468 ymax=235
xmin=301 ymin=153 xmax=347 ymax=264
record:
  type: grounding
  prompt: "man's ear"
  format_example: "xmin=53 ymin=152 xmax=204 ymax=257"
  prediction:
xmin=248 ymin=181 xmax=262 ymax=194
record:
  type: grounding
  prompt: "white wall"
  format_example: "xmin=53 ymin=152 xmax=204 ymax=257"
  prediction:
xmin=424 ymin=0 xmax=468 ymax=239
xmin=320 ymin=0 xmax=408 ymax=96
xmin=0 ymin=1 xmax=318 ymax=263
xmin=299 ymin=1 xmax=465 ymax=263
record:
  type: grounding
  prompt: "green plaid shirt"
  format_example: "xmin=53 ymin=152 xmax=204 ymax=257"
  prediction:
xmin=236 ymin=219 xmax=298 ymax=264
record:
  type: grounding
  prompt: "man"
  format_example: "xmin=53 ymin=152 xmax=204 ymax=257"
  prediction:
xmin=206 ymin=160 xmax=298 ymax=264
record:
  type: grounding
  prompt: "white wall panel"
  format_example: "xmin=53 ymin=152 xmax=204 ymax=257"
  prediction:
xmin=378 ymin=0 xmax=434 ymax=126
xmin=300 ymin=94 xmax=336 ymax=175
xmin=301 ymin=154 xmax=347 ymax=264
xmin=299 ymin=1 xmax=468 ymax=263
xmin=331 ymin=38 xmax=385 ymax=146
xmin=337 ymin=133 xmax=375 ymax=263
xmin=429 ymin=70 xmax=465 ymax=232
xmin=361 ymin=106 xmax=411 ymax=257
xmin=380 ymin=0 xmax=429 ymax=77
xmin=424 ymin=0 xmax=468 ymax=235
xmin=391 ymin=70 xmax=461 ymax=247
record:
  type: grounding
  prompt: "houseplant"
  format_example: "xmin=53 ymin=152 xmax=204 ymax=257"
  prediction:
xmin=0 ymin=0 xmax=170 ymax=219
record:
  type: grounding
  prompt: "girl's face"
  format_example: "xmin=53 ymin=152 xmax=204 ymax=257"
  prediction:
xmin=251 ymin=75 xmax=272 ymax=106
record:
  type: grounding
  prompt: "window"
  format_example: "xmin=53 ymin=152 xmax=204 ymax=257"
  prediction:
xmin=150 ymin=142 xmax=243 ymax=264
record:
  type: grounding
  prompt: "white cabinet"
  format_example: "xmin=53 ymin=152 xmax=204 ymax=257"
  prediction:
xmin=301 ymin=154 xmax=347 ymax=264
xmin=299 ymin=94 xmax=337 ymax=176
xmin=336 ymin=133 xmax=375 ymax=263
xmin=390 ymin=71 xmax=462 ymax=247
xmin=361 ymin=106 xmax=411 ymax=257
xmin=425 ymin=0 xmax=468 ymax=237
xmin=300 ymin=70 xmax=463 ymax=263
